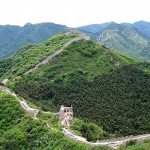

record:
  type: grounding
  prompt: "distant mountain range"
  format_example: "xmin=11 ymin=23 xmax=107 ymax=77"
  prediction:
xmin=126 ymin=21 xmax=150 ymax=38
xmin=0 ymin=23 xmax=68 ymax=59
xmin=78 ymin=21 xmax=150 ymax=61
xmin=78 ymin=21 xmax=150 ymax=37
xmin=0 ymin=21 xmax=150 ymax=61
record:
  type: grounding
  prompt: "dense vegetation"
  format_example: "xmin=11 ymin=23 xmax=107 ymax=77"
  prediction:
xmin=71 ymin=118 xmax=109 ymax=141
xmin=0 ymin=92 xmax=113 ymax=150
xmin=15 ymin=65 xmax=150 ymax=137
xmin=1 ymin=92 xmax=150 ymax=149
xmin=6 ymin=39 xmax=148 ymax=138
xmin=0 ymin=23 xmax=67 ymax=59
xmin=1 ymin=30 xmax=150 ymax=149
xmin=0 ymin=31 xmax=78 ymax=80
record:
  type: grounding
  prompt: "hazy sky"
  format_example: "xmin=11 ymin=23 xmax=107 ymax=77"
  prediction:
xmin=0 ymin=0 xmax=149 ymax=27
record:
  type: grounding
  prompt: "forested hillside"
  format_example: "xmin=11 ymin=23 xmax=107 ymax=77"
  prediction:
xmin=15 ymin=65 xmax=150 ymax=136
xmin=2 ymin=36 xmax=148 ymax=138
xmin=0 ymin=29 xmax=150 ymax=149
xmin=2 ymin=90 xmax=149 ymax=149
xmin=0 ymin=92 xmax=112 ymax=150
xmin=0 ymin=23 xmax=67 ymax=59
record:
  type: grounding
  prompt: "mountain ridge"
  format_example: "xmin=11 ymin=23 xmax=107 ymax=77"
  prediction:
xmin=0 ymin=22 xmax=68 ymax=59
xmin=1 ymin=20 xmax=150 ymax=62
xmin=79 ymin=22 xmax=150 ymax=61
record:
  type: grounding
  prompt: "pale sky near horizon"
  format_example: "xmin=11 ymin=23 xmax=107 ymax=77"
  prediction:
xmin=0 ymin=0 xmax=149 ymax=27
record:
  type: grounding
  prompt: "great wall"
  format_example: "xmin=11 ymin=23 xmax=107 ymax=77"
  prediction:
xmin=0 ymin=85 xmax=150 ymax=149
xmin=0 ymin=30 xmax=150 ymax=149
xmin=24 ymin=30 xmax=90 ymax=75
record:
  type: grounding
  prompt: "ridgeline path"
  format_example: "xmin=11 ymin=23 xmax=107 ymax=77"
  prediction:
xmin=24 ymin=32 xmax=90 ymax=75
xmin=0 ymin=85 xmax=150 ymax=149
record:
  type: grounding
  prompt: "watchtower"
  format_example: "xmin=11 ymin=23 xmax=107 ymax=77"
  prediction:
xmin=59 ymin=105 xmax=73 ymax=128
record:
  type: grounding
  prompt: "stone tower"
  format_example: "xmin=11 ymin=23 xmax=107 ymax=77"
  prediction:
xmin=59 ymin=105 xmax=73 ymax=128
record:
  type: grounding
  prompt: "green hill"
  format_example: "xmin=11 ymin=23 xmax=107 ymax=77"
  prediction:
xmin=0 ymin=23 xmax=67 ymax=59
xmin=0 ymin=31 xmax=79 ymax=80
xmin=15 ymin=64 xmax=150 ymax=136
xmin=0 ymin=30 xmax=150 ymax=149
xmin=119 ymin=139 xmax=150 ymax=150
xmin=2 ymin=32 xmax=149 ymax=136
